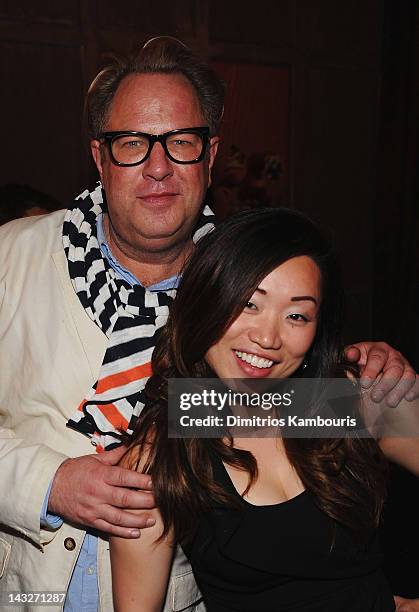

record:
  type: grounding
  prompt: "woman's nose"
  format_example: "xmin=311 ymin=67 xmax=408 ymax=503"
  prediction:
xmin=248 ymin=317 xmax=282 ymax=350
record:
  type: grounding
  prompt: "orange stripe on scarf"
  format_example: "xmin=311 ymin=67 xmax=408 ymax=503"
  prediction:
xmin=95 ymin=362 xmax=153 ymax=395
xmin=76 ymin=400 xmax=130 ymax=431
xmin=100 ymin=402 xmax=130 ymax=430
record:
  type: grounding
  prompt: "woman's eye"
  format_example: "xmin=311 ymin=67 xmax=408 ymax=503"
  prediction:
xmin=245 ymin=301 xmax=257 ymax=310
xmin=287 ymin=313 xmax=308 ymax=322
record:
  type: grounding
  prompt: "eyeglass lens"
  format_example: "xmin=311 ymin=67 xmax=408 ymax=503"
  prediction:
xmin=111 ymin=131 xmax=205 ymax=164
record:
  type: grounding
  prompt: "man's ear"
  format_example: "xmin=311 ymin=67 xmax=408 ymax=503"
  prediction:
xmin=207 ymin=136 xmax=220 ymax=188
xmin=90 ymin=140 xmax=104 ymax=180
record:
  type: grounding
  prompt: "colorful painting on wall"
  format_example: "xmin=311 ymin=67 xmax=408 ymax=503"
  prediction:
xmin=211 ymin=61 xmax=290 ymax=220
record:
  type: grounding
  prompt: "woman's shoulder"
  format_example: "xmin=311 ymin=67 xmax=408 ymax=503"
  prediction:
xmin=118 ymin=432 xmax=156 ymax=472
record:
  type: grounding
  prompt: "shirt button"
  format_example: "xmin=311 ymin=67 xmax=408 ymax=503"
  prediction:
xmin=87 ymin=565 xmax=95 ymax=575
xmin=64 ymin=537 xmax=76 ymax=551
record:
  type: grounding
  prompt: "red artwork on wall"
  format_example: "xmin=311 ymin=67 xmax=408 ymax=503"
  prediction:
xmin=211 ymin=61 xmax=290 ymax=220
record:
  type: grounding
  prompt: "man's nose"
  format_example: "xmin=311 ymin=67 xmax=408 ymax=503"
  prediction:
xmin=248 ymin=316 xmax=282 ymax=350
xmin=142 ymin=141 xmax=174 ymax=181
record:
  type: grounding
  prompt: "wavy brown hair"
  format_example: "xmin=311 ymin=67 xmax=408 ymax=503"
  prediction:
xmin=86 ymin=36 xmax=224 ymax=140
xmin=126 ymin=208 xmax=388 ymax=545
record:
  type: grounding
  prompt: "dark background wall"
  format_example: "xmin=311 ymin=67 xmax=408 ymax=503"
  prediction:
xmin=0 ymin=0 xmax=418 ymax=595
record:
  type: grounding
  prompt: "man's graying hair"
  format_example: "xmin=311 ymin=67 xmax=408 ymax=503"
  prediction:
xmin=86 ymin=36 xmax=225 ymax=139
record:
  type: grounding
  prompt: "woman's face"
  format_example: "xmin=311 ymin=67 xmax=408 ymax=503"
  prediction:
xmin=205 ymin=256 xmax=321 ymax=380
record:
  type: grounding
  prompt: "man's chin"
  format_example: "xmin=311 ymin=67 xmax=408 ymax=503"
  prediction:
xmin=134 ymin=227 xmax=194 ymax=254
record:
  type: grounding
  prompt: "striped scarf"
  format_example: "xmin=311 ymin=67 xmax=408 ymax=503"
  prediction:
xmin=64 ymin=183 xmax=215 ymax=451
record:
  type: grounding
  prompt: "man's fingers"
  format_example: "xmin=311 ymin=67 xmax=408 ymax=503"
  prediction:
xmin=92 ymin=518 xmax=151 ymax=539
xmin=109 ymin=486 xmax=155 ymax=510
xmin=98 ymin=505 xmax=156 ymax=531
xmin=394 ymin=596 xmax=403 ymax=611
xmin=394 ymin=596 xmax=419 ymax=612
xmin=366 ymin=364 xmax=405 ymax=404
xmin=97 ymin=445 xmax=129 ymax=465
xmin=106 ymin=466 xmax=153 ymax=491
xmin=344 ymin=345 xmax=361 ymax=363
xmin=378 ymin=368 xmax=417 ymax=407
xmin=359 ymin=348 xmax=392 ymax=389
xmin=405 ymin=374 xmax=419 ymax=401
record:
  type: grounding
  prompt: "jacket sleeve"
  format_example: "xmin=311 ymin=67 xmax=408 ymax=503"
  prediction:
xmin=0 ymin=427 xmax=68 ymax=547
xmin=0 ymin=215 xmax=101 ymax=549
xmin=40 ymin=481 xmax=64 ymax=529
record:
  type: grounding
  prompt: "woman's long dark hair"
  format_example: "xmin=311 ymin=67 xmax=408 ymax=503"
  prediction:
xmin=126 ymin=208 xmax=387 ymax=544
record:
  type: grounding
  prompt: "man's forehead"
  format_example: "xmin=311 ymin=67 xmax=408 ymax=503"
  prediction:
xmin=116 ymin=71 xmax=194 ymax=94
xmin=106 ymin=72 xmax=204 ymax=132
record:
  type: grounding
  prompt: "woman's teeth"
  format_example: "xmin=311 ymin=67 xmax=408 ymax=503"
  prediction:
xmin=235 ymin=351 xmax=274 ymax=369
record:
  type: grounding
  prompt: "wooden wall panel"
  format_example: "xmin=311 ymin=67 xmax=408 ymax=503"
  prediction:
xmin=209 ymin=1 xmax=384 ymax=343
xmin=294 ymin=66 xmax=379 ymax=340
xmin=97 ymin=0 xmax=196 ymax=36
xmin=211 ymin=60 xmax=290 ymax=217
xmin=87 ymin=1 xmax=202 ymax=84
xmin=0 ymin=0 xmax=80 ymax=26
xmin=372 ymin=0 xmax=419 ymax=364
xmin=209 ymin=0 xmax=294 ymax=48
xmin=297 ymin=0 xmax=382 ymax=65
xmin=290 ymin=1 xmax=384 ymax=342
xmin=295 ymin=66 xmax=378 ymax=258
xmin=0 ymin=39 xmax=84 ymax=204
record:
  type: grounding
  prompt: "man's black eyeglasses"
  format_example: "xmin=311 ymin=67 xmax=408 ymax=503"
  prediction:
xmin=99 ymin=127 xmax=210 ymax=166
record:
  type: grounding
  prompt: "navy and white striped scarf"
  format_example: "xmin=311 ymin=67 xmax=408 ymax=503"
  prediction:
xmin=64 ymin=183 xmax=215 ymax=450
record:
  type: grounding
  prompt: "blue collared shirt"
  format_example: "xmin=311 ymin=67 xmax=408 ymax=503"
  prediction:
xmin=41 ymin=213 xmax=180 ymax=610
xmin=96 ymin=213 xmax=180 ymax=291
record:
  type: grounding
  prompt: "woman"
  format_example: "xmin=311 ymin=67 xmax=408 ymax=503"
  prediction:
xmin=110 ymin=208 xmax=394 ymax=611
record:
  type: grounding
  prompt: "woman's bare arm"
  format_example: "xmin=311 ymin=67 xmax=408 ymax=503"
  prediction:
xmin=378 ymin=437 xmax=419 ymax=477
xmin=110 ymin=446 xmax=175 ymax=612
xmin=360 ymin=382 xmax=419 ymax=476
xmin=347 ymin=372 xmax=419 ymax=476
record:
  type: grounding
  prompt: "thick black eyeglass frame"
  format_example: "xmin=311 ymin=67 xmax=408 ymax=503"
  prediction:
xmin=99 ymin=126 xmax=210 ymax=166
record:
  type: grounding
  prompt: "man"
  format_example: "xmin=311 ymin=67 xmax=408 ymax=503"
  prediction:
xmin=0 ymin=37 xmax=417 ymax=611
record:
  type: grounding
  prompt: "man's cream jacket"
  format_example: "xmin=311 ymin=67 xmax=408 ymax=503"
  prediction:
xmin=0 ymin=211 xmax=202 ymax=611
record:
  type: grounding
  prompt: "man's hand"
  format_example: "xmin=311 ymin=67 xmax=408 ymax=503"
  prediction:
xmin=394 ymin=596 xmax=419 ymax=611
xmin=48 ymin=446 xmax=155 ymax=538
xmin=345 ymin=341 xmax=419 ymax=407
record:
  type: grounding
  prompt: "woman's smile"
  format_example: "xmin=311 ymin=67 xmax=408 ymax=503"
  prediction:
xmin=233 ymin=350 xmax=276 ymax=377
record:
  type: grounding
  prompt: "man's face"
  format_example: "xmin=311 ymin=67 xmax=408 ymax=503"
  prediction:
xmin=91 ymin=73 xmax=218 ymax=256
